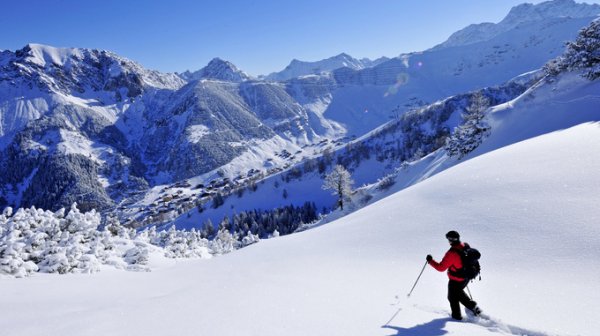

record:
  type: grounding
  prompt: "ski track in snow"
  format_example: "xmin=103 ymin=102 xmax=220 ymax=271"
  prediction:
xmin=384 ymin=304 xmax=569 ymax=336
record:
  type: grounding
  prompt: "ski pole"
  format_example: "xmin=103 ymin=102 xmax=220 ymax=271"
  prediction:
xmin=466 ymin=285 xmax=473 ymax=300
xmin=383 ymin=306 xmax=403 ymax=326
xmin=407 ymin=261 xmax=428 ymax=298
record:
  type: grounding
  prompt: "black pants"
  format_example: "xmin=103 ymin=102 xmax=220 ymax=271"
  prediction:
xmin=448 ymin=280 xmax=477 ymax=318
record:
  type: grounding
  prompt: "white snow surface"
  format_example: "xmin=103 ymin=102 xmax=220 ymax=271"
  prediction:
xmin=1 ymin=122 xmax=599 ymax=335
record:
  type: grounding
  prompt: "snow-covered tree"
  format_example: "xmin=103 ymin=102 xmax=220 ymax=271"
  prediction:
xmin=0 ymin=231 xmax=39 ymax=277
xmin=124 ymin=242 xmax=150 ymax=266
xmin=546 ymin=18 xmax=600 ymax=79
xmin=1 ymin=201 xmax=317 ymax=278
xmin=322 ymin=165 xmax=354 ymax=210
xmin=202 ymin=219 xmax=216 ymax=239
xmin=211 ymin=229 xmax=239 ymax=255
xmin=241 ymin=231 xmax=260 ymax=247
xmin=445 ymin=92 xmax=491 ymax=159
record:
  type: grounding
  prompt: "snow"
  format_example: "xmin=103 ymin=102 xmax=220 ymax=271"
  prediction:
xmin=432 ymin=0 xmax=600 ymax=50
xmin=185 ymin=124 xmax=210 ymax=143
xmin=56 ymin=129 xmax=117 ymax=165
xmin=0 ymin=93 xmax=48 ymax=140
xmin=24 ymin=43 xmax=83 ymax=68
xmin=1 ymin=120 xmax=599 ymax=335
xmin=266 ymin=53 xmax=372 ymax=81
xmin=2 ymin=4 xmax=600 ymax=334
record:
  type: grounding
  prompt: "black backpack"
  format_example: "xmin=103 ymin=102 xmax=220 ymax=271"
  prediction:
xmin=451 ymin=243 xmax=481 ymax=281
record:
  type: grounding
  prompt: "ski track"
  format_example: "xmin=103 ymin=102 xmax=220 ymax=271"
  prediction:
xmin=409 ymin=304 xmax=567 ymax=336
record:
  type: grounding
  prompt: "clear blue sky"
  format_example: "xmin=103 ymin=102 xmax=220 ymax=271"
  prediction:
xmin=2 ymin=0 xmax=598 ymax=75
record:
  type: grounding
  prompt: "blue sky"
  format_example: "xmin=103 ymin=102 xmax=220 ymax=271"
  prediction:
xmin=3 ymin=0 xmax=599 ymax=75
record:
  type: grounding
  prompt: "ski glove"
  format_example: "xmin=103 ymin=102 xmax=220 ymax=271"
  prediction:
xmin=426 ymin=254 xmax=433 ymax=262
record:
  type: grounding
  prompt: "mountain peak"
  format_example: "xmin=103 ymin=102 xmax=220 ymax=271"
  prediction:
xmin=181 ymin=58 xmax=250 ymax=82
xmin=15 ymin=43 xmax=85 ymax=68
xmin=433 ymin=0 xmax=600 ymax=50
xmin=266 ymin=53 xmax=374 ymax=81
xmin=501 ymin=0 xmax=598 ymax=26
xmin=6 ymin=43 xmax=185 ymax=98
xmin=334 ymin=52 xmax=352 ymax=59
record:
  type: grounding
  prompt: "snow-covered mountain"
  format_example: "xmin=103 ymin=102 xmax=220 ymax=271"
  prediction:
xmin=128 ymin=79 xmax=322 ymax=182
xmin=433 ymin=0 xmax=600 ymax=50
xmin=167 ymin=78 xmax=531 ymax=231
xmin=0 ymin=44 xmax=188 ymax=212
xmin=276 ymin=0 xmax=600 ymax=137
xmin=265 ymin=53 xmax=388 ymax=81
xmin=1 ymin=0 xmax=598 ymax=220
xmin=178 ymin=58 xmax=251 ymax=82
xmin=166 ymin=13 xmax=600 ymax=239
xmin=0 ymin=43 xmax=185 ymax=139
xmin=0 ymin=47 xmax=332 ymax=213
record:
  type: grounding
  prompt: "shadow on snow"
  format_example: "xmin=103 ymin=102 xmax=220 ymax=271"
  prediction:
xmin=382 ymin=317 xmax=451 ymax=336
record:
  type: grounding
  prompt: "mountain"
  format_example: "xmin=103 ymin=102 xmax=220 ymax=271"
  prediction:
xmin=178 ymin=58 xmax=251 ymax=82
xmin=0 ymin=46 xmax=331 ymax=212
xmin=285 ymin=0 xmax=600 ymax=136
xmin=0 ymin=44 xmax=188 ymax=211
xmin=169 ymin=14 xmax=600 ymax=235
xmin=1 ymin=0 xmax=598 ymax=218
xmin=0 ymin=44 xmax=185 ymax=140
xmin=265 ymin=53 xmax=387 ymax=81
xmin=432 ymin=0 xmax=600 ymax=50
xmin=169 ymin=77 xmax=531 ymax=230
xmin=127 ymin=79 xmax=321 ymax=182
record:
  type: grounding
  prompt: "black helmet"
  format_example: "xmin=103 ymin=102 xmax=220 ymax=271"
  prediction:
xmin=446 ymin=230 xmax=460 ymax=243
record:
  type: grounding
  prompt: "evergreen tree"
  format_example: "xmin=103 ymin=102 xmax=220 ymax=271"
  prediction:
xmin=445 ymin=92 xmax=491 ymax=159
xmin=212 ymin=193 xmax=225 ymax=209
xmin=202 ymin=219 xmax=215 ymax=239
xmin=552 ymin=18 xmax=600 ymax=79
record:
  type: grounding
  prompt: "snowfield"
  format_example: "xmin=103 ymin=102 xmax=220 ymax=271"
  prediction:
xmin=1 ymin=121 xmax=598 ymax=336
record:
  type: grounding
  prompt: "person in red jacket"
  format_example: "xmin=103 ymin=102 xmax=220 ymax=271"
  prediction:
xmin=427 ymin=230 xmax=482 ymax=320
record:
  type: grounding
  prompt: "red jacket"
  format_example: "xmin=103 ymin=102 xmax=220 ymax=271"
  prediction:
xmin=428 ymin=243 xmax=465 ymax=282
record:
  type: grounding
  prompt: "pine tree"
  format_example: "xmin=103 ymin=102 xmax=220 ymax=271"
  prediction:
xmin=545 ymin=18 xmax=600 ymax=79
xmin=445 ymin=92 xmax=491 ymax=159
xmin=212 ymin=193 xmax=225 ymax=209
xmin=202 ymin=219 xmax=215 ymax=239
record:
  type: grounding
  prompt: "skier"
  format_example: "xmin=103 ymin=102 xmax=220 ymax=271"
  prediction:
xmin=426 ymin=230 xmax=482 ymax=320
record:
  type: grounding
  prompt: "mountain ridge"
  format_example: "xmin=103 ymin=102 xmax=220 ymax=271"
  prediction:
xmin=432 ymin=0 xmax=600 ymax=50
xmin=265 ymin=53 xmax=388 ymax=81
xmin=1 ymin=0 xmax=598 ymax=217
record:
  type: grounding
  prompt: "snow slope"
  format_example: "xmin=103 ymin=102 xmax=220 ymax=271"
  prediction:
xmin=1 ymin=120 xmax=598 ymax=336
